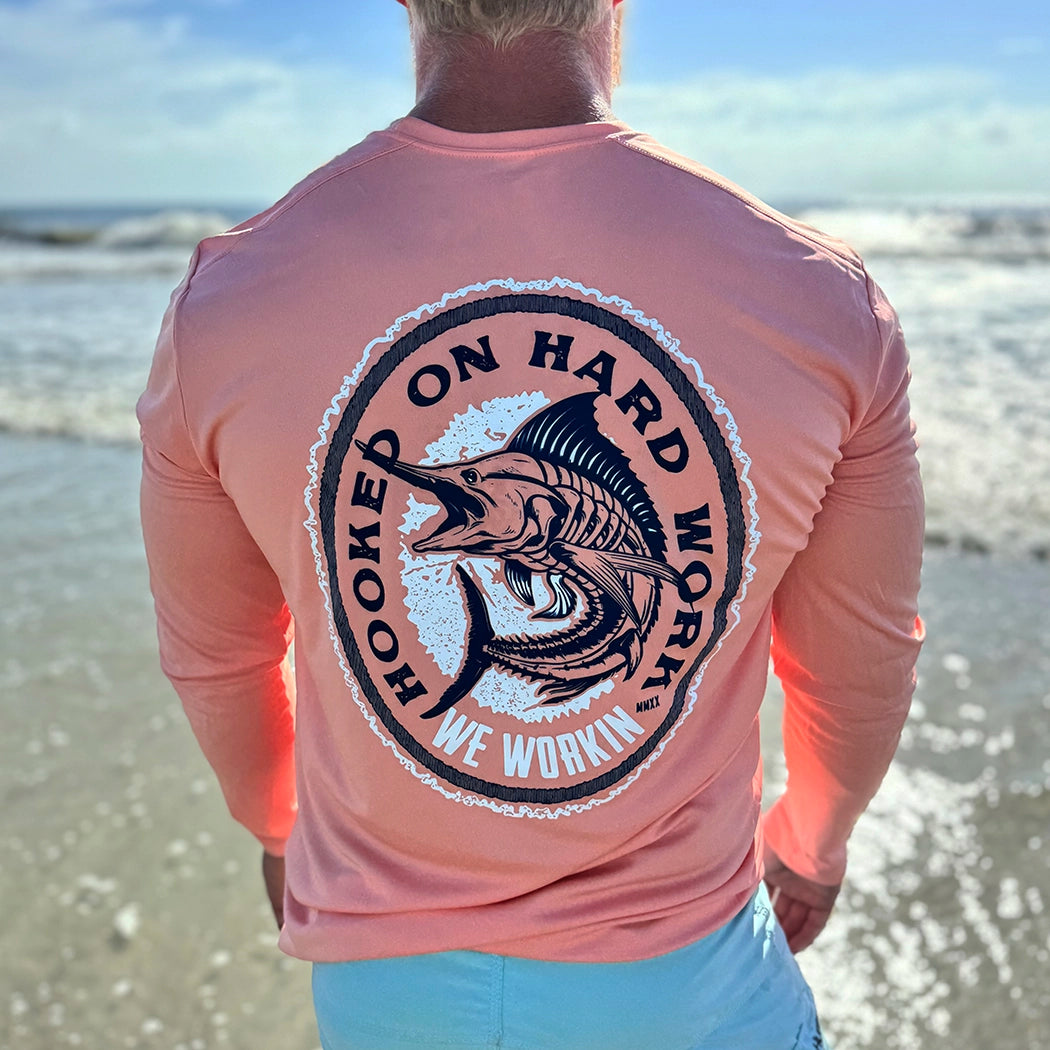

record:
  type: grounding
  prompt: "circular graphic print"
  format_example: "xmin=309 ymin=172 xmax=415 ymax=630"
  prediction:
xmin=308 ymin=279 xmax=757 ymax=814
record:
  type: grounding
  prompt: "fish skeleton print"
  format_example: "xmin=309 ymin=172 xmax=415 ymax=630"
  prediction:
xmin=358 ymin=392 xmax=687 ymax=718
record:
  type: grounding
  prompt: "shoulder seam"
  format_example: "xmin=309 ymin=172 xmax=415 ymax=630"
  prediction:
xmin=860 ymin=262 xmax=890 ymax=359
xmin=846 ymin=264 xmax=898 ymax=442
xmin=614 ymin=137 xmax=862 ymax=270
xmin=194 ymin=139 xmax=415 ymax=276
xmin=166 ymin=245 xmax=217 ymax=476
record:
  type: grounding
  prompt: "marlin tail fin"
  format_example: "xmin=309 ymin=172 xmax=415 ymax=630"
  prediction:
xmin=421 ymin=565 xmax=495 ymax=719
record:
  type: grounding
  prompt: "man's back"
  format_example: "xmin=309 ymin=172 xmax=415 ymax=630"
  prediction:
xmin=138 ymin=116 xmax=923 ymax=964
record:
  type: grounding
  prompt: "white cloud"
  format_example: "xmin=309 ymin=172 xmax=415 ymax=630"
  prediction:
xmin=616 ymin=68 xmax=1050 ymax=201
xmin=0 ymin=0 xmax=413 ymax=202
xmin=1 ymin=0 xmax=1048 ymax=203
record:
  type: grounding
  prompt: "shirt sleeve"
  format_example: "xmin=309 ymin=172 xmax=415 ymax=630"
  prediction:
xmin=762 ymin=272 xmax=925 ymax=886
xmin=137 ymin=259 xmax=298 ymax=856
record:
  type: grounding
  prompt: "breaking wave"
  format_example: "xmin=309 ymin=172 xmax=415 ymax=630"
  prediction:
xmin=0 ymin=208 xmax=241 ymax=280
xmin=793 ymin=203 xmax=1050 ymax=261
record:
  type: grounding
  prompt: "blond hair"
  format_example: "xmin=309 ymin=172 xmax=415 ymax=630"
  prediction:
xmin=405 ymin=0 xmax=608 ymax=47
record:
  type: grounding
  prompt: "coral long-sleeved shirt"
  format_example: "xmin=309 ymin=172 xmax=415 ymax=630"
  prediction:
xmin=138 ymin=118 xmax=923 ymax=963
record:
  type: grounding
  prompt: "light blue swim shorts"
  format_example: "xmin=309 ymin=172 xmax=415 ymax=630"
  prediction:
xmin=312 ymin=882 xmax=827 ymax=1050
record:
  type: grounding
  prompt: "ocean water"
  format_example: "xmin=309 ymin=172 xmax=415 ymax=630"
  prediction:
xmin=1 ymin=202 xmax=1048 ymax=1050
xmin=3 ymin=201 xmax=1049 ymax=555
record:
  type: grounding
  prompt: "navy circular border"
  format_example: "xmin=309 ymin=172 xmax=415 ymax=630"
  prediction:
xmin=319 ymin=293 xmax=745 ymax=804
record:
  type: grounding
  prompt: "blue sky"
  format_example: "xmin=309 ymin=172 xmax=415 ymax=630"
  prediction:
xmin=1 ymin=0 xmax=1047 ymax=204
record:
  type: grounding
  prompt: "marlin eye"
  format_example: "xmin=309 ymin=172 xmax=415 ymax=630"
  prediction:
xmin=462 ymin=469 xmax=479 ymax=485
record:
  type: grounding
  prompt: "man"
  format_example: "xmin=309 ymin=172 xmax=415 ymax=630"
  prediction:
xmin=138 ymin=1 xmax=924 ymax=1047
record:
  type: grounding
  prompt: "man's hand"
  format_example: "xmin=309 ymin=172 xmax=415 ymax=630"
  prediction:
xmin=762 ymin=842 xmax=840 ymax=953
xmin=262 ymin=851 xmax=286 ymax=930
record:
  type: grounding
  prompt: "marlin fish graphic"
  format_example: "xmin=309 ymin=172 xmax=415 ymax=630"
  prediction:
xmin=357 ymin=393 xmax=685 ymax=719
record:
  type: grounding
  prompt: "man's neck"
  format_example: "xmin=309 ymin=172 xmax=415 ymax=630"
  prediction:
xmin=408 ymin=29 xmax=616 ymax=133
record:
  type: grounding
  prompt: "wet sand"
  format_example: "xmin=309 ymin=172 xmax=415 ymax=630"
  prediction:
xmin=1 ymin=434 xmax=318 ymax=1049
xmin=2 ymin=431 xmax=1048 ymax=1049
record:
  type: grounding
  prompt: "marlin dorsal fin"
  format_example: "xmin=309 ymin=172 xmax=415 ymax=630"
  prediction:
xmin=507 ymin=392 xmax=668 ymax=561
